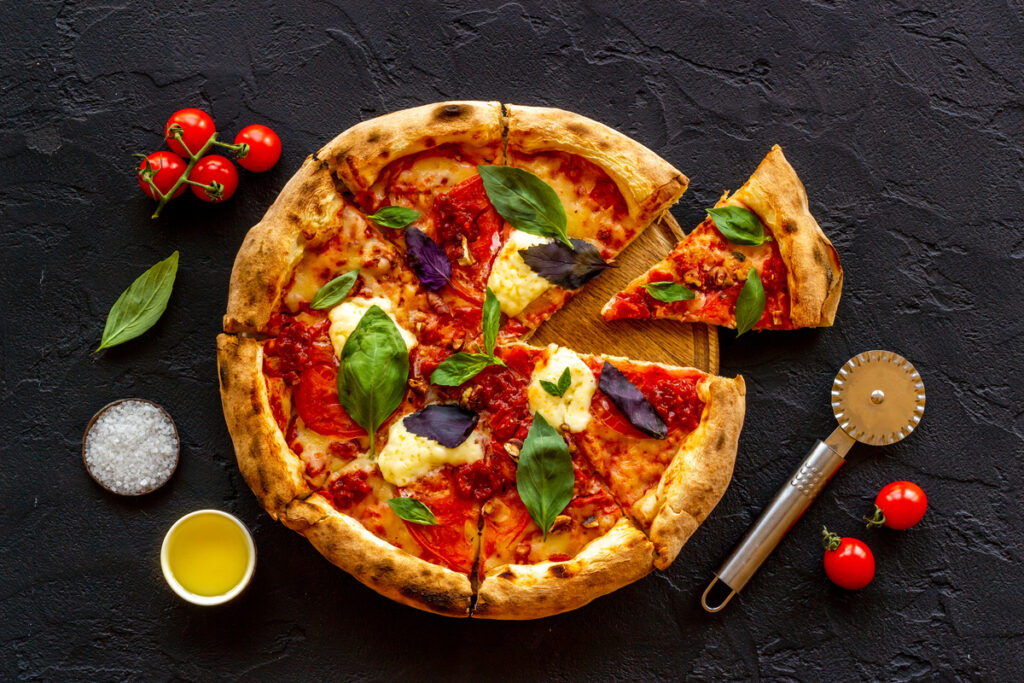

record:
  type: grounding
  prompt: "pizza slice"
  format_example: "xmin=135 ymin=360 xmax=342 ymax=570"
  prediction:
xmin=490 ymin=105 xmax=689 ymax=336
xmin=602 ymin=145 xmax=842 ymax=333
xmin=320 ymin=101 xmax=510 ymax=348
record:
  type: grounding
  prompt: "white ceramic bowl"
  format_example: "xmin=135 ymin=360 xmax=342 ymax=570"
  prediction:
xmin=160 ymin=509 xmax=256 ymax=606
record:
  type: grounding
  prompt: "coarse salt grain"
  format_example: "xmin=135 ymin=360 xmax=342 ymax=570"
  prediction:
xmin=83 ymin=400 xmax=179 ymax=495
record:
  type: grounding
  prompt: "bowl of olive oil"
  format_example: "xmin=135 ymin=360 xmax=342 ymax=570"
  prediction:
xmin=161 ymin=510 xmax=256 ymax=605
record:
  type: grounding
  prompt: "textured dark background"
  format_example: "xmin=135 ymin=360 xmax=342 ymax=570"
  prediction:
xmin=3 ymin=1 xmax=1023 ymax=680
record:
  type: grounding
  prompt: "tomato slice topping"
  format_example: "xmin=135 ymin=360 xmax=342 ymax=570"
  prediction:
xmin=401 ymin=472 xmax=478 ymax=574
xmin=294 ymin=363 xmax=364 ymax=438
xmin=590 ymin=391 xmax=650 ymax=439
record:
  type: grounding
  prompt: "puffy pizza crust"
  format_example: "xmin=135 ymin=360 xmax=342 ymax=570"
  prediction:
xmin=647 ymin=375 xmax=746 ymax=569
xmin=722 ymin=145 xmax=842 ymax=328
xmin=473 ymin=517 xmax=655 ymax=620
xmin=282 ymin=495 xmax=473 ymax=618
xmin=216 ymin=334 xmax=311 ymax=517
xmin=223 ymin=156 xmax=345 ymax=334
xmin=318 ymin=100 xmax=504 ymax=193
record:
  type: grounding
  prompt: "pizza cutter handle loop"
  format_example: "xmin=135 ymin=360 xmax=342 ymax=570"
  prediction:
xmin=702 ymin=439 xmax=846 ymax=612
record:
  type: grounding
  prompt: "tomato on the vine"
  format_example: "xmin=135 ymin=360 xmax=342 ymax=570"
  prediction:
xmin=137 ymin=151 xmax=187 ymax=199
xmin=234 ymin=124 xmax=282 ymax=172
xmin=866 ymin=481 xmax=927 ymax=530
xmin=822 ymin=527 xmax=875 ymax=590
xmin=188 ymin=155 xmax=239 ymax=203
xmin=164 ymin=108 xmax=215 ymax=157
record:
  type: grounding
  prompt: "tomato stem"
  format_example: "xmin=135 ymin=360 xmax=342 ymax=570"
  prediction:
xmin=211 ymin=138 xmax=249 ymax=158
xmin=143 ymin=130 xmax=223 ymax=218
xmin=864 ymin=504 xmax=887 ymax=529
xmin=821 ymin=526 xmax=841 ymax=552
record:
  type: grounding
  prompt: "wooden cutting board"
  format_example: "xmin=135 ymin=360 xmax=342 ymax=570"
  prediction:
xmin=531 ymin=212 xmax=718 ymax=374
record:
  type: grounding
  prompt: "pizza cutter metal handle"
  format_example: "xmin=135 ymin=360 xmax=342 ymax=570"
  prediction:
xmin=701 ymin=350 xmax=925 ymax=613
xmin=701 ymin=435 xmax=847 ymax=612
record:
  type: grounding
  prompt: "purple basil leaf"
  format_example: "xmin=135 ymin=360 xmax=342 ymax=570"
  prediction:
xmin=519 ymin=238 xmax=612 ymax=289
xmin=404 ymin=404 xmax=480 ymax=448
xmin=406 ymin=228 xmax=451 ymax=291
xmin=597 ymin=362 xmax=667 ymax=439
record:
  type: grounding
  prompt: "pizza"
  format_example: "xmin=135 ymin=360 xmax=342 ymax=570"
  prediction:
xmin=217 ymin=101 xmax=746 ymax=619
xmin=601 ymin=145 xmax=843 ymax=333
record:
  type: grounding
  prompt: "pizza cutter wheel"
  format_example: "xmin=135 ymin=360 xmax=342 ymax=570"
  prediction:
xmin=701 ymin=350 xmax=925 ymax=612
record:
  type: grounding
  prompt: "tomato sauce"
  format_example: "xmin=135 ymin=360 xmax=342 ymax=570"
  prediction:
xmin=326 ymin=470 xmax=372 ymax=509
xmin=263 ymin=316 xmax=334 ymax=383
xmin=587 ymin=358 xmax=706 ymax=435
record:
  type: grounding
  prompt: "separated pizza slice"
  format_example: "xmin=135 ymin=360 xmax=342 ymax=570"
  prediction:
xmin=602 ymin=145 xmax=842 ymax=333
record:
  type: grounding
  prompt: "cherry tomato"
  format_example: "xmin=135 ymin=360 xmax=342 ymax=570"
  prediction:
xmin=234 ymin=124 xmax=282 ymax=172
xmin=137 ymin=151 xmax=187 ymax=199
xmin=867 ymin=481 xmax=928 ymax=530
xmin=164 ymin=108 xmax=216 ymax=158
xmin=188 ymin=155 xmax=239 ymax=203
xmin=822 ymin=527 xmax=875 ymax=590
xmin=294 ymin=364 xmax=364 ymax=438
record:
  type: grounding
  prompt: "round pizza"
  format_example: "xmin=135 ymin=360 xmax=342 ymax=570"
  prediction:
xmin=217 ymin=101 xmax=746 ymax=619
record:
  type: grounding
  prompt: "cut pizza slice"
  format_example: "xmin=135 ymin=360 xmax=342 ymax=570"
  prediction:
xmin=602 ymin=145 xmax=843 ymax=332
xmin=492 ymin=104 xmax=689 ymax=336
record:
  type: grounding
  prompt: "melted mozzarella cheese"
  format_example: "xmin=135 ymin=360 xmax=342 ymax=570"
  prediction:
xmin=392 ymin=154 xmax=479 ymax=192
xmin=376 ymin=416 xmax=485 ymax=486
xmin=527 ymin=345 xmax=596 ymax=433
xmin=328 ymin=297 xmax=418 ymax=357
xmin=486 ymin=229 xmax=553 ymax=316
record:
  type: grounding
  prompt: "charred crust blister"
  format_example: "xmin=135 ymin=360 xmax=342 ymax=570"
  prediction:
xmin=437 ymin=103 xmax=463 ymax=119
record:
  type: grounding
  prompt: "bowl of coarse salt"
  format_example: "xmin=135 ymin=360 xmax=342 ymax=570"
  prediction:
xmin=82 ymin=399 xmax=180 ymax=495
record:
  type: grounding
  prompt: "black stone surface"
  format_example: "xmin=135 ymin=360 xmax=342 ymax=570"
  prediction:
xmin=3 ymin=1 xmax=1023 ymax=679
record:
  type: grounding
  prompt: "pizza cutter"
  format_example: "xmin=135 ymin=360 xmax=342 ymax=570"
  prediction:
xmin=701 ymin=350 xmax=925 ymax=612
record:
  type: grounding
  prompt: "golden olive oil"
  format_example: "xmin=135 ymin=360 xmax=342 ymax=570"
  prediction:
xmin=166 ymin=512 xmax=250 ymax=596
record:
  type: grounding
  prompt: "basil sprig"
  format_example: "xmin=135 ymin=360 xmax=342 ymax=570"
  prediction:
xmin=516 ymin=413 xmax=574 ymax=540
xmin=336 ymin=306 xmax=409 ymax=456
xmin=644 ymin=281 xmax=695 ymax=303
xmin=310 ymin=271 xmax=358 ymax=310
xmin=735 ymin=267 xmax=766 ymax=337
xmin=368 ymin=206 xmax=420 ymax=229
xmin=430 ymin=288 xmax=506 ymax=386
xmin=387 ymin=497 xmax=437 ymax=525
xmin=519 ymin=238 xmax=611 ymax=289
xmin=540 ymin=367 xmax=572 ymax=398
xmin=707 ymin=206 xmax=771 ymax=246
xmin=96 ymin=251 xmax=179 ymax=351
xmin=478 ymin=165 xmax=572 ymax=248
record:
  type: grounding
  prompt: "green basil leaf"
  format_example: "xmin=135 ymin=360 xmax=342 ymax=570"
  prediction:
xmin=707 ymin=206 xmax=770 ymax=246
xmin=482 ymin=287 xmax=500 ymax=357
xmin=387 ymin=497 xmax=437 ymax=525
xmin=310 ymin=271 xmax=358 ymax=310
xmin=541 ymin=367 xmax=572 ymax=398
xmin=430 ymin=352 xmax=498 ymax=386
xmin=644 ymin=281 xmax=695 ymax=303
xmin=516 ymin=413 xmax=574 ymax=540
xmin=735 ymin=267 xmax=766 ymax=337
xmin=336 ymin=306 xmax=409 ymax=456
xmin=477 ymin=165 xmax=571 ymax=248
xmin=96 ymin=251 xmax=179 ymax=351
xmin=368 ymin=206 xmax=420 ymax=229
xmin=557 ymin=366 xmax=572 ymax=394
